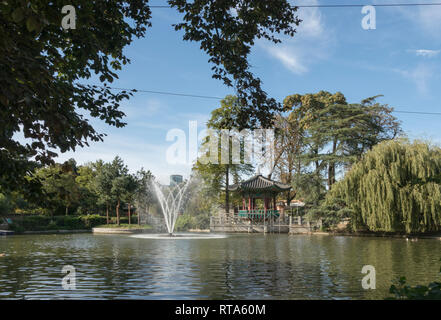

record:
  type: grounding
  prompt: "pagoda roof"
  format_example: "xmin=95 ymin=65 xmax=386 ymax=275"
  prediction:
xmin=228 ymin=175 xmax=291 ymax=193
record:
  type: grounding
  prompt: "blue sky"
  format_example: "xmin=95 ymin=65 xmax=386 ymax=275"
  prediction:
xmin=56 ymin=0 xmax=441 ymax=183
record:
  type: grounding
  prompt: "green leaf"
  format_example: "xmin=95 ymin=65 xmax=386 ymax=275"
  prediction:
xmin=26 ymin=16 xmax=39 ymax=32
xmin=12 ymin=8 xmax=24 ymax=23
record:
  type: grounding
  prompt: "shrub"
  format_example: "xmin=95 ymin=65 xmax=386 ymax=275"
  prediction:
xmin=387 ymin=259 xmax=441 ymax=300
xmin=194 ymin=213 xmax=210 ymax=230
xmin=175 ymin=214 xmax=196 ymax=231
xmin=109 ymin=215 xmax=138 ymax=225
xmin=47 ymin=220 xmax=58 ymax=230
xmin=8 ymin=214 xmax=107 ymax=232
xmin=14 ymin=207 xmax=50 ymax=215
xmin=19 ymin=215 xmax=51 ymax=229
xmin=53 ymin=216 xmax=84 ymax=229
xmin=9 ymin=224 xmax=24 ymax=233
xmin=0 ymin=193 xmax=12 ymax=215
xmin=80 ymin=214 xmax=107 ymax=228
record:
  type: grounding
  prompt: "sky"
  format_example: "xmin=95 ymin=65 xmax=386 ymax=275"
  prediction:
xmin=55 ymin=0 xmax=441 ymax=184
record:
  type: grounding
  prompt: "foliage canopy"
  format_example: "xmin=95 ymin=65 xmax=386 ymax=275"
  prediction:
xmin=328 ymin=140 xmax=441 ymax=233
xmin=1 ymin=0 xmax=300 ymax=193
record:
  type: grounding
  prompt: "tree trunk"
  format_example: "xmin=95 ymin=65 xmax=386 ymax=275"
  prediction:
xmin=328 ymin=138 xmax=337 ymax=189
xmin=315 ymin=158 xmax=321 ymax=206
xmin=225 ymin=165 xmax=230 ymax=214
xmin=328 ymin=163 xmax=335 ymax=189
xmin=65 ymin=195 xmax=69 ymax=216
xmin=106 ymin=204 xmax=109 ymax=224
xmin=116 ymin=199 xmax=120 ymax=226
xmin=128 ymin=203 xmax=131 ymax=225
xmin=287 ymin=190 xmax=296 ymax=207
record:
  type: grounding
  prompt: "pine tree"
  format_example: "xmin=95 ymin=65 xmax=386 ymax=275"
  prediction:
xmin=283 ymin=91 xmax=401 ymax=192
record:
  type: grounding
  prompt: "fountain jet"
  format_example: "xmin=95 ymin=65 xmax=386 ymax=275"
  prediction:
xmin=151 ymin=178 xmax=191 ymax=236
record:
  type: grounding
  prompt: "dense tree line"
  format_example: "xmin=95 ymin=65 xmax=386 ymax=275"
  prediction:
xmin=193 ymin=92 xmax=403 ymax=224
xmin=0 ymin=156 xmax=155 ymax=226
xmin=190 ymin=92 xmax=441 ymax=235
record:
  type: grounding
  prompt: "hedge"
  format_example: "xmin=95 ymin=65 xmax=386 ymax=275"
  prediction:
xmin=10 ymin=214 xmax=108 ymax=232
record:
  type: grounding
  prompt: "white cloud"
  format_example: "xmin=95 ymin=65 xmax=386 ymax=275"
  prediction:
xmin=412 ymin=49 xmax=440 ymax=58
xmin=259 ymin=0 xmax=333 ymax=75
xmin=296 ymin=1 xmax=324 ymax=38
xmin=394 ymin=64 xmax=434 ymax=95
xmin=264 ymin=46 xmax=308 ymax=74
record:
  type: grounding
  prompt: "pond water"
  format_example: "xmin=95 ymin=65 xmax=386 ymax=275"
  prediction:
xmin=0 ymin=233 xmax=440 ymax=299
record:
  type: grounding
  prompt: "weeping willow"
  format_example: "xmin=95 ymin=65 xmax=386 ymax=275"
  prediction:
xmin=328 ymin=139 xmax=441 ymax=233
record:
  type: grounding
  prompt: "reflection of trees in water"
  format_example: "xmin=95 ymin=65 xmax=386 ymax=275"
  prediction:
xmin=99 ymin=238 xmax=157 ymax=298
xmin=189 ymin=235 xmax=441 ymax=299
xmin=0 ymin=239 xmax=35 ymax=298
xmin=0 ymin=234 xmax=440 ymax=299
xmin=194 ymin=235 xmax=323 ymax=299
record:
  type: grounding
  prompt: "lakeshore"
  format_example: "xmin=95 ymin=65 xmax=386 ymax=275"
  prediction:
xmin=2 ymin=225 xmax=441 ymax=240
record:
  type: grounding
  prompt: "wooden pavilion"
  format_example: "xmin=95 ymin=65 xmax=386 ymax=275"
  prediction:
xmin=228 ymin=175 xmax=291 ymax=221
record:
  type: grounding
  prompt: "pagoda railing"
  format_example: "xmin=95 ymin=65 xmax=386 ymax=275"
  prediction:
xmin=238 ymin=209 xmax=280 ymax=218
xmin=210 ymin=214 xmax=305 ymax=228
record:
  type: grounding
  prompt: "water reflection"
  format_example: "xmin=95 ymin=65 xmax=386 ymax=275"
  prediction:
xmin=0 ymin=233 xmax=439 ymax=299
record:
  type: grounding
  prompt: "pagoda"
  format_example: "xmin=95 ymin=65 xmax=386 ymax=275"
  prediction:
xmin=228 ymin=175 xmax=291 ymax=220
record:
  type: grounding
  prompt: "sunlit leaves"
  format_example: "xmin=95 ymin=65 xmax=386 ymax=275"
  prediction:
xmin=329 ymin=140 xmax=441 ymax=233
xmin=0 ymin=1 xmax=152 ymax=194
xmin=169 ymin=0 xmax=300 ymax=129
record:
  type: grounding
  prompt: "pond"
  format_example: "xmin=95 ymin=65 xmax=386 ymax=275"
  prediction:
xmin=0 ymin=233 xmax=439 ymax=299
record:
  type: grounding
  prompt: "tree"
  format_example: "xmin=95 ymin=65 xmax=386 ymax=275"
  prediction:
xmin=342 ymin=95 xmax=402 ymax=161
xmin=75 ymin=163 xmax=100 ymax=215
xmin=194 ymin=95 xmax=254 ymax=213
xmin=123 ymin=174 xmax=139 ymax=225
xmin=108 ymin=157 xmax=129 ymax=226
xmin=35 ymin=159 xmax=80 ymax=216
xmin=0 ymin=193 xmax=13 ymax=215
xmin=96 ymin=162 xmax=115 ymax=224
xmin=179 ymin=173 xmax=221 ymax=230
xmin=327 ymin=139 xmax=441 ymax=233
xmin=1 ymin=1 xmax=301 ymax=193
xmin=283 ymin=91 xmax=402 ymax=195
xmin=170 ymin=0 xmax=301 ymax=128
xmin=282 ymin=92 xmax=341 ymax=203
xmin=135 ymin=168 xmax=154 ymax=225
xmin=0 ymin=1 xmax=144 ymax=192
xmin=268 ymin=114 xmax=303 ymax=206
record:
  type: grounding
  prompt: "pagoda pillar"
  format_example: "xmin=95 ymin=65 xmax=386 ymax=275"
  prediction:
xmin=264 ymin=197 xmax=268 ymax=220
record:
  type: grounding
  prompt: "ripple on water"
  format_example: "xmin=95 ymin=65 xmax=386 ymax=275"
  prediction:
xmin=0 ymin=233 xmax=440 ymax=299
xmin=130 ymin=233 xmax=228 ymax=240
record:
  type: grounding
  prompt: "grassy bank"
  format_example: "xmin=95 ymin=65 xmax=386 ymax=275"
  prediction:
xmin=94 ymin=224 xmax=153 ymax=229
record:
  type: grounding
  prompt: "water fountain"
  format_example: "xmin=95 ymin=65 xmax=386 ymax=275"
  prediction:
xmin=131 ymin=177 xmax=226 ymax=240
xmin=151 ymin=178 xmax=190 ymax=236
